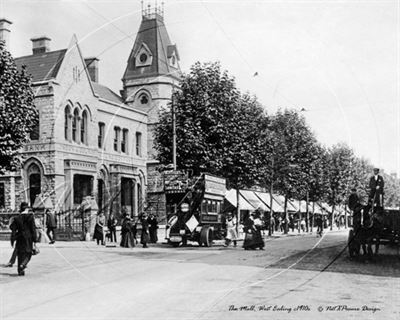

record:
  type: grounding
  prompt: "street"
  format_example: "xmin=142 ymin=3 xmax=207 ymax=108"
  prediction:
xmin=1 ymin=229 xmax=399 ymax=320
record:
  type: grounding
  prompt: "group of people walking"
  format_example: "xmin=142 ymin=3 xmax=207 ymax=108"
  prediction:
xmin=120 ymin=212 xmax=159 ymax=248
xmin=92 ymin=208 xmax=159 ymax=249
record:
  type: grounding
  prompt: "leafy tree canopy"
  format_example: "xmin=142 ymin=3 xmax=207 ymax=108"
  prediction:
xmin=0 ymin=41 xmax=38 ymax=172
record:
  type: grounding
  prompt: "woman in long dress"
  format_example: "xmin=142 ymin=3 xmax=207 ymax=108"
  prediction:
xmin=224 ymin=212 xmax=238 ymax=247
xmin=120 ymin=214 xmax=136 ymax=248
xmin=243 ymin=212 xmax=264 ymax=250
xmin=93 ymin=212 xmax=105 ymax=245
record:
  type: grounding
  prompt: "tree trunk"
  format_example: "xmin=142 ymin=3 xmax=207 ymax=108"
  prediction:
xmin=236 ymin=184 xmax=240 ymax=236
xmin=330 ymin=204 xmax=335 ymax=231
xmin=311 ymin=201 xmax=315 ymax=233
xmin=305 ymin=191 xmax=309 ymax=232
xmin=284 ymin=196 xmax=288 ymax=234
xmin=269 ymin=182 xmax=273 ymax=236
xmin=344 ymin=204 xmax=348 ymax=229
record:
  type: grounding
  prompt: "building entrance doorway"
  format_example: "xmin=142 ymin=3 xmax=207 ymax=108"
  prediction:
xmin=73 ymin=174 xmax=93 ymax=205
xmin=121 ymin=178 xmax=134 ymax=216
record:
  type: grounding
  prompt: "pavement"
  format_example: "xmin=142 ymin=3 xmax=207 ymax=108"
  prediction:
xmin=1 ymin=228 xmax=399 ymax=320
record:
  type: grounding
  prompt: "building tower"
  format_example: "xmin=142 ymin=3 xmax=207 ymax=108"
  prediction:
xmin=121 ymin=4 xmax=181 ymax=160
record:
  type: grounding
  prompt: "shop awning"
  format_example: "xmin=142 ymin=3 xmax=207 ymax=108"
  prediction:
xmin=225 ymin=189 xmax=255 ymax=211
xmin=254 ymin=191 xmax=285 ymax=212
xmin=273 ymin=195 xmax=298 ymax=212
xmin=239 ymin=190 xmax=270 ymax=211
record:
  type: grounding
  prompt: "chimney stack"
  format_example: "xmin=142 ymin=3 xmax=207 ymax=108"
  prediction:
xmin=84 ymin=57 xmax=99 ymax=83
xmin=0 ymin=18 xmax=13 ymax=50
xmin=31 ymin=36 xmax=51 ymax=54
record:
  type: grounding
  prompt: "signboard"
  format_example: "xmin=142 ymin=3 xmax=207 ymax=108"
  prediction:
xmin=164 ymin=171 xmax=188 ymax=193
xmin=200 ymin=214 xmax=219 ymax=223
xmin=204 ymin=174 xmax=226 ymax=196
xmin=185 ymin=215 xmax=199 ymax=232
xmin=181 ymin=203 xmax=190 ymax=212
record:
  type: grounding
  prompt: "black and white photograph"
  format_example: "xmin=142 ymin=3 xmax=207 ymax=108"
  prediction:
xmin=0 ymin=0 xmax=399 ymax=319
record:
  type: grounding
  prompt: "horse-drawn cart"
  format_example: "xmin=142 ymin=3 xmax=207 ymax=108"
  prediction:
xmin=348 ymin=207 xmax=400 ymax=258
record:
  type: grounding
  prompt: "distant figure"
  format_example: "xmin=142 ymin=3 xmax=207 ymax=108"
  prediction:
xmin=93 ymin=212 xmax=105 ymax=245
xmin=107 ymin=213 xmax=117 ymax=243
xmin=243 ymin=212 xmax=264 ymax=250
xmin=5 ymin=215 xmax=18 ymax=267
xmin=315 ymin=214 xmax=323 ymax=237
xmin=45 ymin=209 xmax=57 ymax=244
xmin=120 ymin=214 xmax=136 ymax=248
xmin=10 ymin=202 xmax=38 ymax=276
xmin=140 ymin=213 xmax=150 ymax=248
xmin=300 ymin=218 xmax=306 ymax=232
xmin=369 ymin=168 xmax=384 ymax=210
xmin=224 ymin=212 xmax=238 ymax=247
xmin=147 ymin=214 xmax=158 ymax=244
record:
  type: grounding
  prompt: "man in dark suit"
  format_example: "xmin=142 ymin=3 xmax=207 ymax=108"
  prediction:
xmin=10 ymin=202 xmax=38 ymax=276
xmin=348 ymin=188 xmax=361 ymax=211
xmin=369 ymin=168 xmax=384 ymax=209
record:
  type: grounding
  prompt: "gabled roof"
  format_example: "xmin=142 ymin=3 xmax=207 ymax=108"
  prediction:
xmin=14 ymin=49 xmax=67 ymax=82
xmin=122 ymin=14 xmax=180 ymax=81
xmin=92 ymin=82 xmax=123 ymax=104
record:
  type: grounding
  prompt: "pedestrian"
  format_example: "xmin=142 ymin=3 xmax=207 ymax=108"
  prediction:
xmin=9 ymin=202 xmax=38 ymax=276
xmin=147 ymin=213 xmax=158 ymax=244
xmin=5 ymin=215 xmax=17 ymax=267
xmin=120 ymin=213 xmax=136 ymax=248
xmin=224 ymin=212 xmax=238 ymax=247
xmin=107 ymin=213 xmax=117 ymax=243
xmin=316 ymin=214 xmax=323 ymax=237
xmin=93 ymin=212 xmax=105 ymax=245
xmin=45 ymin=209 xmax=57 ymax=244
xmin=300 ymin=218 xmax=306 ymax=232
xmin=140 ymin=213 xmax=150 ymax=248
xmin=369 ymin=168 xmax=385 ymax=210
xmin=243 ymin=212 xmax=264 ymax=250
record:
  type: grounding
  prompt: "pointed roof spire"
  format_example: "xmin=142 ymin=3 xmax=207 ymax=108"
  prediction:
xmin=122 ymin=3 xmax=180 ymax=82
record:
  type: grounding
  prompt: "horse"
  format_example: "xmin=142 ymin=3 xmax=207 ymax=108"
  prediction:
xmin=349 ymin=204 xmax=383 ymax=260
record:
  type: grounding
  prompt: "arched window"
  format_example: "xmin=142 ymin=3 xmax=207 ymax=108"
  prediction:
xmin=72 ymin=109 xmax=79 ymax=142
xmin=64 ymin=106 xmax=71 ymax=140
xmin=81 ymin=111 xmax=87 ymax=144
xmin=27 ymin=163 xmax=41 ymax=206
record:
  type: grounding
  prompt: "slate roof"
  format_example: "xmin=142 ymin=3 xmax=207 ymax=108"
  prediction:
xmin=14 ymin=49 xmax=67 ymax=82
xmin=92 ymin=82 xmax=123 ymax=104
xmin=123 ymin=14 xmax=180 ymax=81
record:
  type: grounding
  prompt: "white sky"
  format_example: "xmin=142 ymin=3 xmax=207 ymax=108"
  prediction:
xmin=1 ymin=0 xmax=399 ymax=175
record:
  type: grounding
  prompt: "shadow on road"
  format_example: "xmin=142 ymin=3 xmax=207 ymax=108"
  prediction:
xmin=269 ymin=243 xmax=400 ymax=278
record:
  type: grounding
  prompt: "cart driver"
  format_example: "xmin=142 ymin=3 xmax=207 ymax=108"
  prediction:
xmin=368 ymin=168 xmax=384 ymax=210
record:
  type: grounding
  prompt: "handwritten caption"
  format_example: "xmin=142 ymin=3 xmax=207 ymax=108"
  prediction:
xmin=228 ymin=304 xmax=381 ymax=313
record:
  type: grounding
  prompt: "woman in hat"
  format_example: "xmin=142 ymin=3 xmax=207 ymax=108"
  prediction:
xmin=93 ymin=212 xmax=105 ymax=245
xmin=224 ymin=212 xmax=238 ymax=247
xmin=120 ymin=213 xmax=136 ymax=248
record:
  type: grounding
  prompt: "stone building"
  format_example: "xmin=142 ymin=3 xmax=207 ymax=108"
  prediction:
xmin=0 ymin=7 xmax=180 ymax=219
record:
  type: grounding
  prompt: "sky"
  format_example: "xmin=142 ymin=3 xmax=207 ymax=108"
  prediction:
xmin=1 ymin=0 xmax=399 ymax=175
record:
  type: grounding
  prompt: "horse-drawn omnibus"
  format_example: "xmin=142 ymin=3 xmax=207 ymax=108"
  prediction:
xmin=165 ymin=172 xmax=227 ymax=247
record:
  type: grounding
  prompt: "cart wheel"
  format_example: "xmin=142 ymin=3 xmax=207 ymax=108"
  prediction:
xmin=172 ymin=242 xmax=180 ymax=247
xmin=200 ymin=226 xmax=213 ymax=247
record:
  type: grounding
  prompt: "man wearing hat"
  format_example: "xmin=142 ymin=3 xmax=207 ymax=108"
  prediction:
xmin=9 ymin=202 xmax=38 ymax=276
xmin=369 ymin=168 xmax=384 ymax=210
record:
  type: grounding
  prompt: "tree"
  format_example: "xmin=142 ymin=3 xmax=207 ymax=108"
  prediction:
xmin=0 ymin=41 xmax=38 ymax=172
xmin=265 ymin=109 xmax=318 ymax=233
xmin=325 ymin=143 xmax=355 ymax=230
xmin=155 ymin=61 xmax=264 ymax=186
xmin=154 ymin=62 xmax=265 ymax=226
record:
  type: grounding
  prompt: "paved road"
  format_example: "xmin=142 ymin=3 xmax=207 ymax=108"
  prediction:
xmin=1 ymin=229 xmax=399 ymax=320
